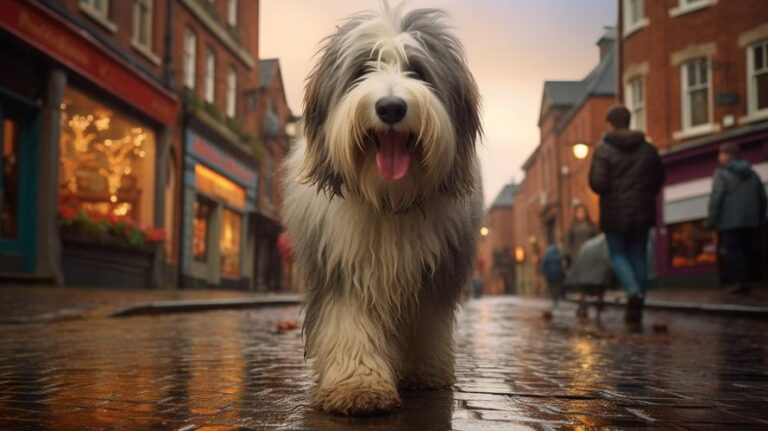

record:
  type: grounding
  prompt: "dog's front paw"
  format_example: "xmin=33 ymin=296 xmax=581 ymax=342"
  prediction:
xmin=314 ymin=378 xmax=400 ymax=416
xmin=400 ymin=370 xmax=455 ymax=391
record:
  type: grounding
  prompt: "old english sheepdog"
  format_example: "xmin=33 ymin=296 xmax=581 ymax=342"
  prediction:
xmin=282 ymin=3 xmax=482 ymax=416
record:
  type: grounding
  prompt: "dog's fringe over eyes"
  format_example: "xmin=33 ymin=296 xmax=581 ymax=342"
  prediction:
xmin=282 ymin=2 xmax=483 ymax=416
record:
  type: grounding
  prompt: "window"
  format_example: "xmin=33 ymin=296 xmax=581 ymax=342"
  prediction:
xmin=192 ymin=197 xmax=213 ymax=262
xmin=227 ymin=0 xmax=238 ymax=28
xmin=747 ymin=40 xmax=768 ymax=115
xmin=264 ymin=152 xmax=273 ymax=205
xmin=58 ymin=87 xmax=157 ymax=227
xmin=226 ymin=67 xmax=237 ymax=118
xmin=623 ymin=0 xmax=646 ymax=34
xmin=183 ymin=30 xmax=197 ymax=89
xmin=668 ymin=220 xmax=716 ymax=268
xmin=132 ymin=0 xmax=152 ymax=49
xmin=1 ymin=118 xmax=20 ymax=239
xmin=681 ymin=58 xmax=710 ymax=129
xmin=204 ymin=49 xmax=215 ymax=104
xmin=626 ymin=77 xmax=645 ymax=131
xmin=219 ymin=209 xmax=241 ymax=277
xmin=80 ymin=0 xmax=109 ymax=18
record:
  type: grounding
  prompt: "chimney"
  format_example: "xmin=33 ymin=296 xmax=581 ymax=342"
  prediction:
xmin=597 ymin=27 xmax=616 ymax=60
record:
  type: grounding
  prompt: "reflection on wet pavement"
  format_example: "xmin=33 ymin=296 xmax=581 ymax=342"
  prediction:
xmin=1 ymin=296 xmax=767 ymax=429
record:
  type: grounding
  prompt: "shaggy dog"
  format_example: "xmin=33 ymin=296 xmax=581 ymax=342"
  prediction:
xmin=282 ymin=3 xmax=482 ymax=416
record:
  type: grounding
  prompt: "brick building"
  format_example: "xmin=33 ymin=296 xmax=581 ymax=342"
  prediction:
xmin=479 ymin=183 xmax=518 ymax=295
xmin=618 ymin=0 xmax=768 ymax=286
xmin=0 ymin=0 xmax=293 ymax=290
xmin=493 ymin=28 xmax=616 ymax=295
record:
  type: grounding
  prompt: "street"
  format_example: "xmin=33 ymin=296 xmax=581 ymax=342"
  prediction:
xmin=1 ymin=296 xmax=768 ymax=430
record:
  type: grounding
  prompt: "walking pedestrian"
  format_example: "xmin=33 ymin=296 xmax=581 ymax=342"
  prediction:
xmin=540 ymin=242 xmax=565 ymax=308
xmin=707 ymin=142 xmax=767 ymax=295
xmin=566 ymin=204 xmax=599 ymax=266
xmin=589 ymin=106 xmax=664 ymax=325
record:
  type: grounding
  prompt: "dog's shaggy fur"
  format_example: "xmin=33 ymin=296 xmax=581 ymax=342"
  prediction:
xmin=282 ymin=3 xmax=482 ymax=416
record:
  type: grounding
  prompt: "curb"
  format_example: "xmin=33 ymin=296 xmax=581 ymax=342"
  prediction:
xmin=568 ymin=297 xmax=768 ymax=319
xmin=109 ymin=295 xmax=303 ymax=317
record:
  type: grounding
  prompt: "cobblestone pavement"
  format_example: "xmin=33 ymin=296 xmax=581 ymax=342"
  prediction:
xmin=1 ymin=296 xmax=768 ymax=430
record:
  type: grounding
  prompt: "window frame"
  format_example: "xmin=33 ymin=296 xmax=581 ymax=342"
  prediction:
xmin=622 ymin=0 xmax=648 ymax=37
xmin=79 ymin=0 xmax=117 ymax=33
xmin=669 ymin=0 xmax=715 ymax=18
xmin=183 ymin=29 xmax=197 ymax=90
xmin=625 ymin=76 xmax=646 ymax=131
xmin=204 ymin=49 xmax=216 ymax=104
xmin=132 ymin=0 xmax=152 ymax=49
xmin=747 ymin=39 xmax=768 ymax=116
xmin=226 ymin=67 xmax=237 ymax=118
xmin=680 ymin=57 xmax=712 ymax=132
xmin=227 ymin=0 xmax=238 ymax=28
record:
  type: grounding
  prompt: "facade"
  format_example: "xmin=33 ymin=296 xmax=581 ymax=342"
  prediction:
xmin=479 ymin=184 xmax=518 ymax=295
xmin=619 ymin=0 xmax=768 ymax=286
xmin=0 ymin=0 xmax=293 ymax=290
xmin=504 ymin=29 xmax=617 ymax=295
xmin=0 ymin=0 xmax=178 ymax=286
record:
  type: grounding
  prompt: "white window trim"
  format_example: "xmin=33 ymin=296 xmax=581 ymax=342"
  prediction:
xmin=183 ymin=30 xmax=197 ymax=90
xmin=226 ymin=68 xmax=237 ymax=118
xmin=204 ymin=49 xmax=216 ymax=104
xmin=746 ymin=40 xmax=768 ymax=118
xmin=675 ymin=58 xmax=716 ymax=139
xmin=80 ymin=0 xmax=117 ymax=33
xmin=131 ymin=0 xmax=156 ymax=55
xmin=622 ymin=0 xmax=648 ymax=38
xmin=227 ymin=0 xmax=238 ymax=28
xmin=669 ymin=0 xmax=717 ymax=18
xmin=625 ymin=76 xmax=646 ymax=131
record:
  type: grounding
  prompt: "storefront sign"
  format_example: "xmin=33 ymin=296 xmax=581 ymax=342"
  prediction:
xmin=0 ymin=0 xmax=178 ymax=125
xmin=185 ymin=130 xmax=257 ymax=188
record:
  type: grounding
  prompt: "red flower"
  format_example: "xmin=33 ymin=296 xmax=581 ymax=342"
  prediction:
xmin=58 ymin=204 xmax=77 ymax=220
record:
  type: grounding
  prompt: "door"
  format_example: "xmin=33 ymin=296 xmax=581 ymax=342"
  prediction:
xmin=0 ymin=95 xmax=38 ymax=273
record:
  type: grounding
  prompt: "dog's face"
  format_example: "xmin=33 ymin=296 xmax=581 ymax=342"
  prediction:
xmin=301 ymin=5 xmax=481 ymax=213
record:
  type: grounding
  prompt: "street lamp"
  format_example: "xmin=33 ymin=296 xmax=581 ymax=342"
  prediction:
xmin=572 ymin=142 xmax=590 ymax=160
xmin=480 ymin=226 xmax=489 ymax=237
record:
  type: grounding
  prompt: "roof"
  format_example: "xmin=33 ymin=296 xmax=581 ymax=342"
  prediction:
xmin=542 ymin=81 xmax=587 ymax=108
xmin=490 ymin=183 xmax=519 ymax=209
xmin=554 ymin=27 xmax=617 ymax=132
xmin=259 ymin=58 xmax=279 ymax=88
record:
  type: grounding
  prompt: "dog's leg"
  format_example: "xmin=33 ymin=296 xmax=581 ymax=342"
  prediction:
xmin=399 ymin=296 xmax=457 ymax=391
xmin=308 ymin=294 xmax=400 ymax=416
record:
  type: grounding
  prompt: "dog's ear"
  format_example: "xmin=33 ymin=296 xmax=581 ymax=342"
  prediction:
xmin=301 ymin=35 xmax=346 ymax=198
xmin=403 ymin=9 xmax=482 ymax=198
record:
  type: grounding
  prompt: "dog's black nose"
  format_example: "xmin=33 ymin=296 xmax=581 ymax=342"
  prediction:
xmin=375 ymin=97 xmax=407 ymax=125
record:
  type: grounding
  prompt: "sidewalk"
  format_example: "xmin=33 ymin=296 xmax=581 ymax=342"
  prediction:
xmin=568 ymin=285 xmax=768 ymax=318
xmin=0 ymin=285 xmax=302 ymax=324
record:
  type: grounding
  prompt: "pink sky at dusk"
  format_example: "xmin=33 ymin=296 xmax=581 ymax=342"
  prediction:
xmin=260 ymin=1 xmax=617 ymax=206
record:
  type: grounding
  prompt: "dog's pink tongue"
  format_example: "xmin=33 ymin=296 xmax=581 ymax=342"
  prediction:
xmin=376 ymin=131 xmax=411 ymax=181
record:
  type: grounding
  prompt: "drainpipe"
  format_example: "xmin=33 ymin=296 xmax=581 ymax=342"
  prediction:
xmin=164 ymin=0 xmax=175 ymax=90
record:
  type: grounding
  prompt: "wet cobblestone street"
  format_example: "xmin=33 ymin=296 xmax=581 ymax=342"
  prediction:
xmin=1 ymin=296 xmax=768 ymax=430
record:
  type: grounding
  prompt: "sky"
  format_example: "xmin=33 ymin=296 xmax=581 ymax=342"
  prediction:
xmin=260 ymin=0 xmax=617 ymax=206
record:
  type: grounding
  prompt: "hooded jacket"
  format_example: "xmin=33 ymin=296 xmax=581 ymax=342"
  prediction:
xmin=540 ymin=244 xmax=565 ymax=282
xmin=708 ymin=158 xmax=767 ymax=231
xmin=588 ymin=130 xmax=665 ymax=232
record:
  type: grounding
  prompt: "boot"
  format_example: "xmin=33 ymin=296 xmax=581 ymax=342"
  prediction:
xmin=625 ymin=295 xmax=644 ymax=325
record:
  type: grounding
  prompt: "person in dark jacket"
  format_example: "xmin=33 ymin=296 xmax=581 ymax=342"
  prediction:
xmin=588 ymin=106 xmax=664 ymax=325
xmin=708 ymin=142 xmax=768 ymax=294
xmin=540 ymin=242 xmax=565 ymax=308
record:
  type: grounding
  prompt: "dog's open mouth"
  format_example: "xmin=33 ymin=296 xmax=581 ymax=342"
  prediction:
xmin=372 ymin=130 xmax=415 ymax=182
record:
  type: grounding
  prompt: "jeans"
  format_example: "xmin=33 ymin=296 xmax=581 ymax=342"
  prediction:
xmin=605 ymin=229 xmax=649 ymax=298
xmin=719 ymin=228 xmax=754 ymax=286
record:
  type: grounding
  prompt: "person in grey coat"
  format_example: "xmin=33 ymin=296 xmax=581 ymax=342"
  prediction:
xmin=707 ymin=142 xmax=767 ymax=294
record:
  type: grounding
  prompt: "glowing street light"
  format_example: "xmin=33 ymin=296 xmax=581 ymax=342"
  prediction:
xmin=572 ymin=142 xmax=590 ymax=160
xmin=480 ymin=226 xmax=489 ymax=237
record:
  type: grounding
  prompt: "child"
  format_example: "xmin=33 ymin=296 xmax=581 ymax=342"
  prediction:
xmin=540 ymin=242 xmax=565 ymax=307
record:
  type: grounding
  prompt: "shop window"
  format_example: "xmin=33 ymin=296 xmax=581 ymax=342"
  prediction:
xmin=220 ymin=209 xmax=241 ymax=278
xmin=58 ymin=87 xmax=156 ymax=227
xmin=1 ymin=118 xmax=20 ymax=239
xmin=668 ymin=220 xmax=717 ymax=268
xmin=194 ymin=164 xmax=245 ymax=209
xmin=192 ymin=196 xmax=213 ymax=262
xmin=681 ymin=58 xmax=710 ymax=130
xmin=747 ymin=40 xmax=768 ymax=115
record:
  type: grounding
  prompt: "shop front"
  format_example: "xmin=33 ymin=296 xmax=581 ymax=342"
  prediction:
xmin=657 ymin=130 xmax=768 ymax=287
xmin=0 ymin=0 xmax=178 ymax=284
xmin=181 ymin=130 xmax=258 ymax=289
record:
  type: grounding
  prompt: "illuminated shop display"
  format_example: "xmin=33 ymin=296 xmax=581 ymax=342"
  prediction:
xmin=58 ymin=87 xmax=156 ymax=225
xmin=668 ymin=220 xmax=717 ymax=268
xmin=220 ymin=209 xmax=242 ymax=277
